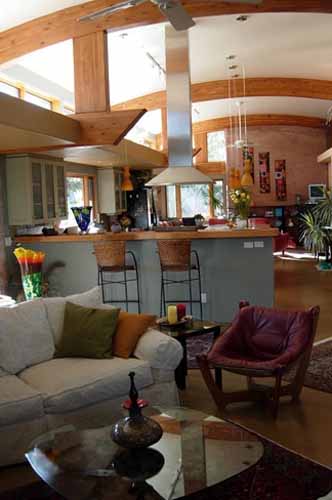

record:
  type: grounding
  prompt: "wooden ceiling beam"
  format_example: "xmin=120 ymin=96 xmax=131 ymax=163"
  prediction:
xmin=1 ymin=1 xmax=332 ymax=65
xmin=73 ymin=30 xmax=110 ymax=113
xmin=0 ymin=92 xmax=81 ymax=142
xmin=73 ymin=109 xmax=147 ymax=145
xmin=193 ymin=114 xmax=326 ymax=134
xmin=0 ymin=109 xmax=147 ymax=154
xmin=113 ymin=77 xmax=332 ymax=111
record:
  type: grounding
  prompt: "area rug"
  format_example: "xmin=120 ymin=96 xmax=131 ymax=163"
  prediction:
xmin=287 ymin=338 xmax=332 ymax=394
xmin=1 ymin=436 xmax=332 ymax=500
xmin=187 ymin=332 xmax=215 ymax=369
xmin=187 ymin=335 xmax=332 ymax=395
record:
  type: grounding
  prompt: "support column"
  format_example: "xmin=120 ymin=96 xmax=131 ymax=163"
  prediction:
xmin=73 ymin=31 xmax=110 ymax=114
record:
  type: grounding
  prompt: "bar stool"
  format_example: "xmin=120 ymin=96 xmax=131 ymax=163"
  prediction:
xmin=157 ymin=240 xmax=203 ymax=320
xmin=93 ymin=241 xmax=140 ymax=312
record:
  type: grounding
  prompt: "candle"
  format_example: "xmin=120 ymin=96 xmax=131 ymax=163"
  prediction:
xmin=167 ymin=305 xmax=178 ymax=325
xmin=177 ymin=303 xmax=186 ymax=320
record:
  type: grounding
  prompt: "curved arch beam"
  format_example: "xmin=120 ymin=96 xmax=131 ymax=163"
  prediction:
xmin=0 ymin=1 xmax=332 ymax=64
xmin=193 ymin=114 xmax=326 ymax=134
xmin=112 ymin=78 xmax=332 ymax=111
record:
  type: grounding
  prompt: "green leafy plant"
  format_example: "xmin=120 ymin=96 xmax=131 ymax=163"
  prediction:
xmin=299 ymin=188 xmax=332 ymax=259
xmin=299 ymin=211 xmax=326 ymax=255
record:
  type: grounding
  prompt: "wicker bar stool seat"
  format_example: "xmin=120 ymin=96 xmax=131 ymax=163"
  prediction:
xmin=93 ymin=241 xmax=140 ymax=312
xmin=157 ymin=240 xmax=203 ymax=319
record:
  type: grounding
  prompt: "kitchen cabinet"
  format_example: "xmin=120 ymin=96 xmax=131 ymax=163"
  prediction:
xmin=6 ymin=155 xmax=67 ymax=225
xmin=97 ymin=168 xmax=127 ymax=214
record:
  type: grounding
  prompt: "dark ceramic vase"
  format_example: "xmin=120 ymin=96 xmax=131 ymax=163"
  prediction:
xmin=111 ymin=372 xmax=163 ymax=449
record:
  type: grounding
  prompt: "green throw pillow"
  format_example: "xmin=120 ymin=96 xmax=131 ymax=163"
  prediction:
xmin=56 ymin=302 xmax=120 ymax=359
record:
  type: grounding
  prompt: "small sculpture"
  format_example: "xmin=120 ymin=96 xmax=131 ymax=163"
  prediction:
xmin=111 ymin=372 xmax=163 ymax=449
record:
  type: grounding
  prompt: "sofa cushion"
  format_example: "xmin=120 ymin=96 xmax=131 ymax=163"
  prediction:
xmin=0 ymin=375 xmax=44 ymax=426
xmin=19 ymin=357 xmax=154 ymax=414
xmin=113 ymin=312 xmax=156 ymax=358
xmin=43 ymin=287 xmax=103 ymax=346
xmin=0 ymin=299 xmax=54 ymax=374
xmin=56 ymin=302 xmax=120 ymax=359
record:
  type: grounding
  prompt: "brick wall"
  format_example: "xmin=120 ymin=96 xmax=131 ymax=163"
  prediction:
xmin=226 ymin=126 xmax=328 ymax=206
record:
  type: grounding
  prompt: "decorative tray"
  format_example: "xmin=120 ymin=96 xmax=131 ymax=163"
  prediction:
xmin=156 ymin=317 xmax=188 ymax=329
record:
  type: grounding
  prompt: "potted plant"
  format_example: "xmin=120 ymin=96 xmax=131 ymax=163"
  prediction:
xmin=299 ymin=188 xmax=332 ymax=267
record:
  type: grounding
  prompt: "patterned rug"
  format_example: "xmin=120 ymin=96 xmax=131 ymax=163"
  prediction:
xmin=187 ymin=335 xmax=332 ymax=394
xmin=1 ymin=435 xmax=332 ymax=500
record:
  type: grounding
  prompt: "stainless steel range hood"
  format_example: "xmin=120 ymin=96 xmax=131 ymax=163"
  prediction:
xmin=146 ymin=26 xmax=212 ymax=187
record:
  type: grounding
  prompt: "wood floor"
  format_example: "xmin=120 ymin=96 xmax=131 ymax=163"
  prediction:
xmin=1 ymin=253 xmax=332 ymax=493
xmin=182 ymin=253 xmax=332 ymax=468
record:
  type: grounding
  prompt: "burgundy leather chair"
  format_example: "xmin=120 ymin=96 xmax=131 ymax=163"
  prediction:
xmin=197 ymin=302 xmax=320 ymax=418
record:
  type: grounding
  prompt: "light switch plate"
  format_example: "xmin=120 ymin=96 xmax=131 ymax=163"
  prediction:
xmin=201 ymin=293 xmax=207 ymax=304
xmin=254 ymin=241 xmax=264 ymax=248
xmin=4 ymin=237 xmax=12 ymax=247
xmin=244 ymin=241 xmax=254 ymax=249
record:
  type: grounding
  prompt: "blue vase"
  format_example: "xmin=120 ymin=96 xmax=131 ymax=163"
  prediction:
xmin=71 ymin=206 xmax=92 ymax=233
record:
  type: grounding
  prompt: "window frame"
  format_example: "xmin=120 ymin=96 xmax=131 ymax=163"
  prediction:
xmin=165 ymin=176 xmax=226 ymax=219
xmin=65 ymin=173 xmax=99 ymax=217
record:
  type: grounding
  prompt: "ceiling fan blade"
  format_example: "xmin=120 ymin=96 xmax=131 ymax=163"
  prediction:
xmin=221 ymin=0 xmax=263 ymax=4
xmin=159 ymin=1 xmax=195 ymax=31
xmin=79 ymin=0 xmax=146 ymax=22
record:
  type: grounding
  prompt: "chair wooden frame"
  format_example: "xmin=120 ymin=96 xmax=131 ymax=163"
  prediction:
xmin=197 ymin=307 xmax=320 ymax=418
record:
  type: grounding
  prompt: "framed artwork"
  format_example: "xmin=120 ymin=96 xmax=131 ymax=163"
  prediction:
xmin=259 ymin=152 xmax=271 ymax=193
xmin=275 ymin=160 xmax=287 ymax=201
xmin=243 ymin=146 xmax=255 ymax=182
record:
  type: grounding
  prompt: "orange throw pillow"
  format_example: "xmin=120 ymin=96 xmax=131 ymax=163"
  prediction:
xmin=113 ymin=312 xmax=156 ymax=358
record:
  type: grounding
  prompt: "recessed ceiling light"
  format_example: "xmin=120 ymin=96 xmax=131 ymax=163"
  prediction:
xmin=236 ymin=15 xmax=249 ymax=22
xmin=226 ymin=55 xmax=236 ymax=60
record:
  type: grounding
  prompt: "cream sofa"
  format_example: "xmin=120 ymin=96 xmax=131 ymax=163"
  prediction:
xmin=0 ymin=287 xmax=182 ymax=466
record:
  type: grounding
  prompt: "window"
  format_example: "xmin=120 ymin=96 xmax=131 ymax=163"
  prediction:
xmin=0 ymin=81 xmax=19 ymax=98
xmin=181 ymin=185 xmax=210 ymax=218
xmin=24 ymin=92 xmax=52 ymax=110
xmin=64 ymin=174 xmax=97 ymax=227
xmin=207 ymin=131 xmax=226 ymax=162
xmin=212 ymin=180 xmax=225 ymax=217
xmin=166 ymin=185 xmax=177 ymax=218
xmin=166 ymin=179 xmax=226 ymax=219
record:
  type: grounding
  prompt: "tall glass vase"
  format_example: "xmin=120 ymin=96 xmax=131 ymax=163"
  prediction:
xmin=14 ymin=247 xmax=45 ymax=301
xmin=71 ymin=206 xmax=92 ymax=234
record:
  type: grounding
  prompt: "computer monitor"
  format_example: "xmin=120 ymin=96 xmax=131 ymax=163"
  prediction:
xmin=308 ymin=184 xmax=326 ymax=202
xmin=274 ymin=207 xmax=283 ymax=217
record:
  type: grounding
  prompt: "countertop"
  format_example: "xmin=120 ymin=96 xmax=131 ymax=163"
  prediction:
xmin=15 ymin=226 xmax=279 ymax=243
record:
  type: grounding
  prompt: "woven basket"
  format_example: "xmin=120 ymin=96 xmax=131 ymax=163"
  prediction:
xmin=157 ymin=240 xmax=191 ymax=270
xmin=93 ymin=241 xmax=126 ymax=268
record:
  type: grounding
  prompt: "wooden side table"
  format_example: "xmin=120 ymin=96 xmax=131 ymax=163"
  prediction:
xmin=159 ymin=319 xmax=230 ymax=389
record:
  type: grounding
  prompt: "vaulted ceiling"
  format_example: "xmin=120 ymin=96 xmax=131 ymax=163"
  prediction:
xmin=1 ymin=2 xmax=332 ymax=136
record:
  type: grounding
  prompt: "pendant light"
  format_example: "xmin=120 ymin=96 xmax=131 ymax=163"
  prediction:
xmin=121 ymin=141 xmax=134 ymax=191
xmin=241 ymin=158 xmax=254 ymax=187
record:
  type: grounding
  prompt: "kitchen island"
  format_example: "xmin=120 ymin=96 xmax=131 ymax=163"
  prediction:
xmin=15 ymin=227 xmax=278 ymax=322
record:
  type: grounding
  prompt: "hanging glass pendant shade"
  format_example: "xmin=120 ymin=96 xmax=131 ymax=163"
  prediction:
xmin=122 ymin=166 xmax=134 ymax=191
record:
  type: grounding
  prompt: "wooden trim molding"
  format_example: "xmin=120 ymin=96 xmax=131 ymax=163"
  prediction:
xmin=113 ymin=78 xmax=332 ymax=111
xmin=197 ymin=162 xmax=226 ymax=176
xmin=0 ymin=1 xmax=332 ymax=65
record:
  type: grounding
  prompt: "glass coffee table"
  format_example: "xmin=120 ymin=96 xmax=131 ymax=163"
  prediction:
xmin=26 ymin=407 xmax=264 ymax=500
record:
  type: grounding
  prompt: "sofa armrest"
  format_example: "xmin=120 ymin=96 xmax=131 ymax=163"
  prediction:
xmin=134 ymin=328 xmax=183 ymax=370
